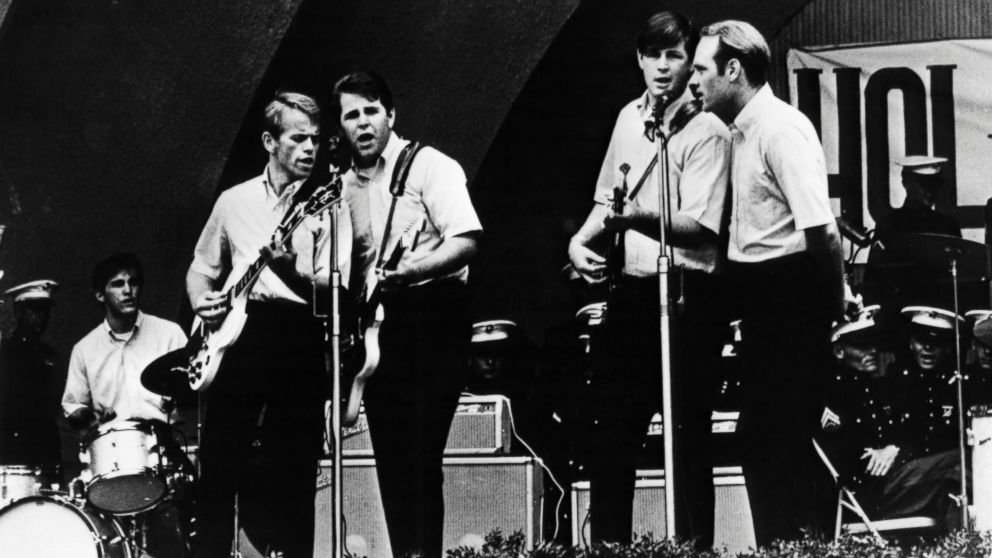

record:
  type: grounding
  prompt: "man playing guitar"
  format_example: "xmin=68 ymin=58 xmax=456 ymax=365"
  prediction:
xmin=186 ymin=89 xmax=352 ymax=558
xmin=566 ymin=11 xmax=731 ymax=549
xmin=334 ymin=70 xmax=482 ymax=558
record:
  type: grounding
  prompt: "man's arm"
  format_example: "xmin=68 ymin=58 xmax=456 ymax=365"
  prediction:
xmin=568 ymin=205 xmax=609 ymax=283
xmin=63 ymin=348 xmax=98 ymax=431
xmin=381 ymin=231 xmax=480 ymax=288
xmin=604 ymin=204 xmax=716 ymax=248
xmin=260 ymin=244 xmax=328 ymax=304
xmin=604 ymin=120 xmax=730 ymax=250
xmin=186 ymin=268 xmax=229 ymax=327
xmin=804 ymin=223 xmax=846 ymax=320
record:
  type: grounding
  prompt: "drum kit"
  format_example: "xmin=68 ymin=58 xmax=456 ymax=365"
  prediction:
xmin=0 ymin=419 xmax=195 ymax=557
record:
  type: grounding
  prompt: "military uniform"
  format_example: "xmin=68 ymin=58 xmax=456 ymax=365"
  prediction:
xmin=0 ymin=280 xmax=64 ymax=479
xmin=867 ymin=156 xmax=963 ymax=315
xmin=0 ymin=330 xmax=63 ymax=474
xmin=868 ymin=308 xmax=965 ymax=527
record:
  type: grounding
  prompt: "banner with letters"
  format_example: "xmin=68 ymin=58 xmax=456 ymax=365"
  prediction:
xmin=787 ymin=39 xmax=991 ymax=258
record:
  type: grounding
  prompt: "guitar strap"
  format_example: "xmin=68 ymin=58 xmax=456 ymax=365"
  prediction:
xmin=376 ymin=141 xmax=425 ymax=271
xmin=627 ymin=99 xmax=702 ymax=201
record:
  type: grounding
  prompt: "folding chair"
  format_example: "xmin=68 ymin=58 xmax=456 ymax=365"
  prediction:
xmin=812 ymin=437 xmax=885 ymax=541
xmin=812 ymin=438 xmax=938 ymax=540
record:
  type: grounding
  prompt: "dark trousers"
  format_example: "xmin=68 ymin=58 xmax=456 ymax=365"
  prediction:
xmin=586 ymin=271 xmax=723 ymax=547
xmin=193 ymin=302 xmax=326 ymax=558
xmin=363 ymin=281 xmax=470 ymax=558
xmin=730 ymin=253 xmax=833 ymax=546
xmin=864 ymin=450 xmax=962 ymax=530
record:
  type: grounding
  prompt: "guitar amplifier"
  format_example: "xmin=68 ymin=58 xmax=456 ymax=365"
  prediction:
xmin=570 ymin=467 xmax=756 ymax=553
xmin=340 ymin=394 xmax=512 ymax=457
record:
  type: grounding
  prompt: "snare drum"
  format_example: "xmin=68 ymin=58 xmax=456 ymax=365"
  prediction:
xmin=0 ymin=466 xmax=43 ymax=508
xmin=0 ymin=495 xmax=132 ymax=557
xmin=86 ymin=420 xmax=166 ymax=514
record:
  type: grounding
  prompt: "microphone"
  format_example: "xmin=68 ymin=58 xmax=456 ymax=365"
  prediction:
xmin=652 ymin=92 xmax=673 ymax=124
xmin=836 ymin=217 xmax=872 ymax=248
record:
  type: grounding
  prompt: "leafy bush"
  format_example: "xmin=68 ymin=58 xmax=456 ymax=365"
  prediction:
xmin=441 ymin=530 xmax=992 ymax=558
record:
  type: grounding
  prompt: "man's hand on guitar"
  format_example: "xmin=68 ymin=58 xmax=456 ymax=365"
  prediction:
xmin=260 ymin=242 xmax=297 ymax=278
xmin=603 ymin=199 xmax=652 ymax=233
xmin=193 ymin=291 xmax=230 ymax=327
xmin=379 ymin=250 xmax=427 ymax=291
xmin=567 ymin=241 xmax=606 ymax=284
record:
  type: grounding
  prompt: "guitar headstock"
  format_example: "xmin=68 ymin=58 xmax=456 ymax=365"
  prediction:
xmin=302 ymin=178 xmax=343 ymax=217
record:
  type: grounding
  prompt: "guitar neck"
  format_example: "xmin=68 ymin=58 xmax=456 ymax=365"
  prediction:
xmin=228 ymin=203 xmax=312 ymax=300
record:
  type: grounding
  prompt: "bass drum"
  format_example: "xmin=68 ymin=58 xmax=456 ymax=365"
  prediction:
xmin=0 ymin=465 xmax=43 ymax=508
xmin=0 ymin=495 xmax=132 ymax=558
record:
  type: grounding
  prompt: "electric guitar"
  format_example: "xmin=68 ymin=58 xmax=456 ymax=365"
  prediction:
xmin=607 ymin=163 xmax=630 ymax=299
xmin=142 ymin=182 xmax=342 ymax=396
xmin=342 ymin=216 xmax=425 ymax=427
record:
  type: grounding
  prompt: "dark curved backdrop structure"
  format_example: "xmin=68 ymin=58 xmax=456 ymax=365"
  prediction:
xmin=0 ymin=0 xmax=816 ymax=355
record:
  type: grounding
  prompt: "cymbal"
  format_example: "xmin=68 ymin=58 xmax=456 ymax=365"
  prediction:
xmin=881 ymin=233 xmax=989 ymax=280
xmin=141 ymin=350 xmax=195 ymax=399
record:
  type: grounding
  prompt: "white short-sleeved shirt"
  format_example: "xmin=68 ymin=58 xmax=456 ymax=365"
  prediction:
xmin=62 ymin=312 xmax=188 ymax=423
xmin=727 ymin=85 xmax=834 ymax=263
xmin=593 ymin=89 xmax=731 ymax=276
xmin=190 ymin=165 xmax=352 ymax=303
xmin=343 ymin=133 xmax=482 ymax=293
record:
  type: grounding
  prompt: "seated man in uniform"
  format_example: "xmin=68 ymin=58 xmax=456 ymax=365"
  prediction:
xmin=819 ymin=306 xmax=909 ymax=520
xmin=465 ymin=320 xmax=537 ymax=408
xmin=965 ymin=310 xmax=992 ymax=405
xmin=883 ymin=307 xmax=967 ymax=530
xmin=820 ymin=305 xmax=965 ymax=530
xmin=0 ymin=280 xmax=64 ymax=484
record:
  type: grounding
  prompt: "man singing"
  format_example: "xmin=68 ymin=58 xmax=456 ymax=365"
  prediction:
xmin=689 ymin=20 xmax=848 ymax=544
xmin=187 ymin=89 xmax=351 ymax=558
xmin=334 ymin=70 xmax=481 ymax=558
xmin=567 ymin=11 xmax=730 ymax=547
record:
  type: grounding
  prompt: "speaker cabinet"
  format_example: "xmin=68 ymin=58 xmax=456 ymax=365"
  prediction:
xmin=342 ymin=395 xmax=512 ymax=457
xmin=570 ymin=467 xmax=755 ymax=553
xmin=314 ymin=456 xmax=542 ymax=558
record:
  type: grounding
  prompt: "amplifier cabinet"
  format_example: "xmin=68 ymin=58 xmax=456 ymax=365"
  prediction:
xmin=341 ymin=395 xmax=512 ymax=457
xmin=570 ymin=467 xmax=755 ymax=553
xmin=313 ymin=456 xmax=543 ymax=558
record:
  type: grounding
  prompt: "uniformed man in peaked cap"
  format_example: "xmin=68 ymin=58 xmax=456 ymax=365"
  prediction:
xmin=0 ymin=280 xmax=64 ymax=480
xmin=818 ymin=306 xmax=909 ymax=512
xmin=965 ymin=310 xmax=992 ymax=405
xmin=874 ymin=155 xmax=961 ymax=246
xmin=874 ymin=306 xmax=967 ymax=530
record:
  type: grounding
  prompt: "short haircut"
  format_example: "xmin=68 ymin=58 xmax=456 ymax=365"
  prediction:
xmin=636 ymin=11 xmax=699 ymax=60
xmin=92 ymin=252 xmax=143 ymax=292
xmin=331 ymin=71 xmax=394 ymax=120
xmin=700 ymin=20 xmax=770 ymax=86
xmin=261 ymin=90 xmax=321 ymax=137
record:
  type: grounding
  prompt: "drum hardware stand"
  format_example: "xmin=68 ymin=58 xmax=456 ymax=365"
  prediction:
xmin=948 ymin=257 xmax=971 ymax=529
xmin=231 ymin=492 xmax=243 ymax=558
xmin=652 ymin=98 xmax=677 ymax=539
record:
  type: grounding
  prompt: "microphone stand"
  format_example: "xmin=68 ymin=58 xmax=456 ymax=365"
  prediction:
xmin=315 ymin=176 xmax=345 ymax=558
xmin=653 ymin=104 xmax=677 ymax=539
